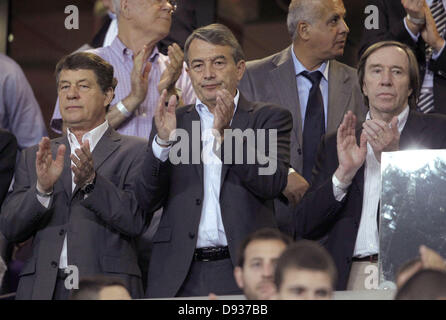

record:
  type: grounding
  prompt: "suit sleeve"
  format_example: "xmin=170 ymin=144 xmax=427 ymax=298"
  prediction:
xmin=0 ymin=147 xmax=55 ymax=243
xmin=219 ymin=106 xmax=292 ymax=199
xmin=294 ymin=134 xmax=346 ymax=239
xmin=134 ymin=122 xmax=171 ymax=216
xmin=81 ymin=144 xmax=149 ymax=238
xmin=0 ymin=131 xmax=17 ymax=204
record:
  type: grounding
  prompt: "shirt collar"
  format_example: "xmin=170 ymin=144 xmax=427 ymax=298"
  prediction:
xmin=366 ymin=106 xmax=410 ymax=133
xmin=111 ymin=37 xmax=159 ymax=64
xmin=291 ymin=45 xmax=329 ymax=81
xmin=195 ymin=89 xmax=240 ymax=117
xmin=66 ymin=120 xmax=109 ymax=152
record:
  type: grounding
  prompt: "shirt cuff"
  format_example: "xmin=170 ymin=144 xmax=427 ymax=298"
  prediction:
xmin=432 ymin=40 xmax=446 ymax=60
xmin=288 ymin=167 xmax=296 ymax=175
xmin=403 ymin=17 xmax=420 ymax=42
xmin=332 ymin=174 xmax=350 ymax=202
xmin=152 ymin=135 xmax=171 ymax=162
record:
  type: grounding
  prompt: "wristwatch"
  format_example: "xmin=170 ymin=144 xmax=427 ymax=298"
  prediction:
xmin=82 ymin=175 xmax=96 ymax=194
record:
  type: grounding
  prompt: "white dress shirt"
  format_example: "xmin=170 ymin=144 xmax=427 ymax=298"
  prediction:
xmin=332 ymin=107 xmax=409 ymax=257
xmin=152 ymin=91 xmax=240 ymax=248
xmin=37 ymin=120 xmax=109 ymax=268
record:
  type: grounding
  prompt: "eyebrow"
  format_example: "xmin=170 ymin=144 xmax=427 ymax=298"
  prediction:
xmin=59 ymin=79 xmax=91 ymax=84
xmin=368 ymin=64 xmax=404 ymax=69
xmin=190 ymin=55 xmax=227 ymax=64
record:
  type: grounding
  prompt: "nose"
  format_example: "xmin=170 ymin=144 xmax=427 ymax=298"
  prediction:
xmin=203 ymin=63 xmax=216 ymax=80
xmin=262 ymin=263 xmax=274 ymax=279
xmin=67 ymin=86 xmax=80 ymax=99
xmin=161 ymin=0 xmax=175 ymax=14
xmin=380 ymin=69 xmax=392 ymax=86
xmin=340 ymin=18 xmax=349 ymax=34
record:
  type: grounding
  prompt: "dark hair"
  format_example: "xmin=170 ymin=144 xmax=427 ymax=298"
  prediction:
xmin=395 ymin=269 xmax=446 ymax=300
xmin=357 ymin=41 xmax=420 ymax=109
xmin=55 ymin=52 xmax=118 ymax=94
xmin=69 ymin=276 xmax=129 ymax=300
xmin=184 ymin=23 xmax=245 ymax=65
xmin=274 ymin=240 xmax=337 ymax=289
xmin=236 ymin=228 xmax=293 ymax=268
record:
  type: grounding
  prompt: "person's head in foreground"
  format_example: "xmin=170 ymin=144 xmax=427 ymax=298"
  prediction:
xmin=70 ymin=276 xmax=131 ymax=300
xmin=358 ymin=41 xmax=420 ymax=121
xmin=274 ymin=240 xmax=337 ymax=300
xmin=233 ymin=228 xmax=293 ymax=300
xmin=395 ymin=269 xmax=446 ymax=300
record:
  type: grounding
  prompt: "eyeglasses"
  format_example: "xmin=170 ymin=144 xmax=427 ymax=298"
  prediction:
xmin=151 ymin=0 xmax=178 ymax=13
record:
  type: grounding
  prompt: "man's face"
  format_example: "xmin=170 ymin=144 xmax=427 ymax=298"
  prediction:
xmin=186 ymin=38 xmax=245 ymax=108
xmin=234 ymin=239 xmax=287 ymax=300
xmin=124 ymin=0 xmax=174 ymax=40
xmin=58 ymin=69 xmax=113 ymax=131
xmin=307 ymin=0 xmax=349 ymax=60
xmin=277 ymin=268 xmax=333 ymax=300
xmin=362 ymin=46 xmax=412 ymax=118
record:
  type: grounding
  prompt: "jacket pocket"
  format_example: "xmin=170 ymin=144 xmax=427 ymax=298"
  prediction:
xmin=101 ymin=255 xmax=141 ymax=277
xmin=152 ymin=227 xmax=171 ymax=243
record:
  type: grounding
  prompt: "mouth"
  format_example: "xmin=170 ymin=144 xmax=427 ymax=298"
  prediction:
xmin=65 ymin=106 xmax=82 ymax=111
xmin=378 ymin=93 xmax=395 ymax=98
xmin=201 ymin=83 xmax=221 ymax=90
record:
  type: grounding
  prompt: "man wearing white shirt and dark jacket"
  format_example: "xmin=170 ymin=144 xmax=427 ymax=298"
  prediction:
xmin=295 ymin=41 xmax=446 ymax=290
xmin=360 ymin=0 xmax=446 ymax=114
xmin=135 ymin=24 xmax=292 ymax=298
xmin=0 ymin=52 xmax=148 ymax=300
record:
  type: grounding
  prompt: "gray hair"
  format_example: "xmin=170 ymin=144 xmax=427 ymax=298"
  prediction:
xmin=287 ymin=0 xmax=325 ymax=41
xmin=184 ymin=23 xmax=245 ymax=66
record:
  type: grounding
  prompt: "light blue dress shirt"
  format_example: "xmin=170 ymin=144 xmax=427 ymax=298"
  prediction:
xmin=290 ymin=45 xmax=329 ymax=132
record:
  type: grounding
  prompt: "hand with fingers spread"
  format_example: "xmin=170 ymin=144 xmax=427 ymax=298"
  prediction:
xmin=158 ymin=43 xmax=184 ymax=94
xmin=36 ymin=137 xmax=66 ymax=193
xmin=212 ymin=89 xmax=235 ymax=142
xmin=362 ymin=116 xmax=399 ymax=162
xmin=154 ymin=89 xmax=178 ymax=141
xmin=129 ymin=45 xmax=152 ymax=106
xmin=334 ymin=111 xmax=367 ymax=184
xmin=421 ymin=3 xmax=446 ymax=52
xmin=70 ymin=140 xmax=96 ymax=188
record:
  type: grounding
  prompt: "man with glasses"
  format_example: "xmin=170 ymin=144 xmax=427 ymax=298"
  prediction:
xmin=50 ymin=0 xmax=195 ymax=138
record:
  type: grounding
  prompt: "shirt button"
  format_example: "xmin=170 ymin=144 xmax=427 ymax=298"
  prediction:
xmin=196 ymin=199 xmax=202 ymax=206
xmin=59 ymin=229 xmax=65 ymax=236
xmin=51 ymin=261 xmax=58 ymax=268
xmin=188 ymin=232 xmax=195 ymax=239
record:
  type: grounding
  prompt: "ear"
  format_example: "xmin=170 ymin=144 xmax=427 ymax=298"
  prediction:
xmin=362 ymin=81 xmax=368 ymax=98
xmin=120 ymin=0 xmax=131 ymax=19
xmin=297 ymin=21 xmax=311 ymax=41
xmin=407 ymin=87 xmax=413 ymax=99
xmin=235 ymin=60 xmax=246 ymax=82
xmin=233 ymin=267 xmax=244 ymax=289
xmin=104 ymin=87 xmax=114 ymax=107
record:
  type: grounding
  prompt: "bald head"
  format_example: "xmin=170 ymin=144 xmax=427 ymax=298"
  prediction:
xmin=287 ymin=0 xmax=330 ymax=40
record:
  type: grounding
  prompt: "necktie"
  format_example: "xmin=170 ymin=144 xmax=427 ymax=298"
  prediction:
xmin=301 ymin=70 xmax=325 ymax=183
xmin=417 ymin=0 xmax=446 ymax=113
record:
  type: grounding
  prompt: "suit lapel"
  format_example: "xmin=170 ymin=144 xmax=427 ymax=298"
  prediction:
xmin=71 ymin=127 xmax=121 ymax=199
xmin=53 ymin=136 xmax=72 ymax=199
xmin=270 ymin=47 xmax=303 ymax=148
xmin=352 ymin=128 xmax=365 ymax=202
xmin=327 ymin=60 xmax=353 ymax=133
xmin=220 ymin=94 xmax=253 ymax=188
xmin=399 ymin=111 xmax=425 ymax=149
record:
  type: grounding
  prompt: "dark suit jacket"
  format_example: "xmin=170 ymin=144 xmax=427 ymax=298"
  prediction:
xmin=136 ymin=93 xmax=292 ymax=298
xmin=359 ymin=0 xmax=446 ymax=114
xmin=295 ymin=110 xmax=446 ymax=290
xmin=238 ymin=46 xmax=367 ymax=235
xmin=0 ymin=128 xmax=148 ymax=299
xmin=0 ymin=129 xmax=17 ymax=205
